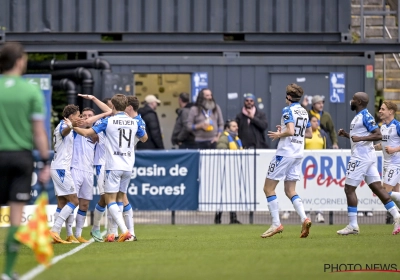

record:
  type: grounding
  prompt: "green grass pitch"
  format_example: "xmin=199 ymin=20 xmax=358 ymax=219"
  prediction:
xmin=0 ymin=225 xmax=399 ymax=280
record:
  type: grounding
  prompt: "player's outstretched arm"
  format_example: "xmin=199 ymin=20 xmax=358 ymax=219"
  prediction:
xmin=72 ymin=124 xmax=97 ymax=137
xmin=352 ymin=128 xmax=382 ymax=142
xmin=81 ymin=111 xmax=112 ymax=127
xmin=78 ymin=94 xmax=112 ymax=113
xmin=268 ymin=122 xmax=294 ymax=141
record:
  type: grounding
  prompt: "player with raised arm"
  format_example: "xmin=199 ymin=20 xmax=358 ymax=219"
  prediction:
xmin=261 ymin=83 xmax=312 ymax=238
xmin=67 ymin=95 xmax=112 ymax=243
xmin=49 ymin=105 xmax=82 ymax=244
xmin=373 ymin=101 xmax=400 ymax=234
xmin=90 ymin=98 xmax=113 ymax=242
xmin=73 ymin=94 xmax=147 ymax=242
xmin=337 ymin=92 xmax=400 ymax=235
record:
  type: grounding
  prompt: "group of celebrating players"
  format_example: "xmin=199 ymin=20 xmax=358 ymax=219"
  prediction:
xmin=261 ymin=83 xmax=400 ymax=238
xmin=48 ymin=83 xmax=400 ymax=245
xmin=49 ymin=93 xmax=147 ymax=243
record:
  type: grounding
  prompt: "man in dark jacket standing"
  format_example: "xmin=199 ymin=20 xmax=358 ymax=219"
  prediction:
xmin=171 ymin=93 xmax=196 ymax=149
xmin=137 ymin=95 xmax=164 ymax=150
xmin=236 ymin=94 xmax=269 ymax=149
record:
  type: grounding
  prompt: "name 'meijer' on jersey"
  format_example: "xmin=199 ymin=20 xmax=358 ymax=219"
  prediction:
xmin=93 ymin=118 xmax=106 ymax=166
xmin=92 ymin=112 xmax=146 ymax=171
xmin=70 ymin=132 xmax=97 ymax=172
xmin=349 ymin=108 xmax=379 ymax=161
xmin=51 ymin=120 xmax=74 ymax=170
xmin=276 ymin=102 xmax=311 ymax=158
xmin=380 ymin=119 xmax=400 ymax=165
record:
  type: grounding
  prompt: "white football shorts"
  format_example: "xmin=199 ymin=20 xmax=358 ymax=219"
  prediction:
xmin=95 ymin=165 xmax=105 ymax=195
xmin=266 ymin=156 xmax=302 ymax=181
xmin=345 ymin=157 xmax=381 ymax=187
xmin=382 ymin=164 xmax=400 ymax=187
xmin=71 ymin=167 xmax=94 ymax=200
xmin=104 ymin=170 xmax=132 ymax=194
xmin=50 ymin=169 xmax=76 ymax=197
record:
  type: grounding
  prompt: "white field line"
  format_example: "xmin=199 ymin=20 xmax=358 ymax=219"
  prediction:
xmin=20 ymin=231 xmax=106 ymax=280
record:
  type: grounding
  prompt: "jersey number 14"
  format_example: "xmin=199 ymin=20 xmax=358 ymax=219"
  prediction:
xmin=119 ymin=128 xmax=132 ymax=148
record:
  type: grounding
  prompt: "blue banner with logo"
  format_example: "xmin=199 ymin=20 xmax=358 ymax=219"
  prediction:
xmin=127 ymin=150 xmax=200 ymax=210
xmin=31 ymin=151 xmax=57 ymax=205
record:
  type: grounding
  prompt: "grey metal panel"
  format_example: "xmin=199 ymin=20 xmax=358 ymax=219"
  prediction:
xmin=4 ymin=0 xmax=351 ymax=34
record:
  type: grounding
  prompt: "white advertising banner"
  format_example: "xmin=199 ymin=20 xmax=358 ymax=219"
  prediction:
xmin=199 ymin=150 xmax=386 ymax=211
xmin=0 ymin=204 xmax=88 ymax=227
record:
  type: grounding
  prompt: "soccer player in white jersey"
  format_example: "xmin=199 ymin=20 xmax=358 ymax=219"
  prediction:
xmin=67 ymin=96 xmax=112 ymax=243
xmin=50 ymin=105 xmax=82 ymax=244
xmin=73 ymin=94 xmax=147 ymax=242
xmin=119 ymin=96 xmax=147 ymax=241
xmin=337 ymin=92 xmax=400 ymax=235
xmin=90 ymin=98 xmax=113 ymax=242
xmin=261 ymin=84 xmax=312 ymax=238
xmin=374 ymin=101 xmax=400 ymax=234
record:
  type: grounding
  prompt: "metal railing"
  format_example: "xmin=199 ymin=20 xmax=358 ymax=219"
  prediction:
xmin=360 ymin=0 xmax=400 ymax=43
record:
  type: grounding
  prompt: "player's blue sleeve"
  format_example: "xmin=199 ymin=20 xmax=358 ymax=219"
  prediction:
xmin=60 ymin=121 xmax=68 ymax=140
xmin=396 ymin=121 xmax=400 ymax=137
xmin=362 ymin=112 xmax=378 ymax=132
xmin=282 ymin=107 xmax=294 ymax=124
xmin=92 ymin=117 xmax=109 ymax=135
xmin=136 ymin=124 xmax=146 ymax=138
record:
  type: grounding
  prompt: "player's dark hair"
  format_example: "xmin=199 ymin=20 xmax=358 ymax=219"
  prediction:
xmin=0 ymin=42 xmax=25 ymax=73
xmin=383 ymin=101 xmax=397 ymax=114
xmin=102 ymin=97 xmax=111 ymax=104
xmin=286 ymin=83 xmax=304 ymax=102
xmin=111 ymin=94 xmax=128 ymax=111
xmin=82 ymin=107 xmax=95 ymax=115
xmin=62 ymin=104 xmax=80 ymax=118
xmin=127 ymin=96 xmax=139 ymax=112
xmin=179 ymin=92 xmax=190 ymax=103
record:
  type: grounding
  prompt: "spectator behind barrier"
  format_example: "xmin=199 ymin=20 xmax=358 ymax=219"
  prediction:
xmin=235 ymin=93 xmax=269 ymax=149
xmin=187 ymin=88 xmax=224 ymax=149
xmin=301 ymin=95 xmax=338 ymax=149
xmin=214 ymin=120 xmax=242 ymax=224
xmin=304 ymin=115 xmax=328 ymax=150
xmin=137 ymin=94 xmax=164 ymax=150
xmin=171 ymin=93 xmax=196 ymax=149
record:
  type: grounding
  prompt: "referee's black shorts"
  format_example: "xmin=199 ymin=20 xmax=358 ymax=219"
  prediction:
xmin=0 ymin=150 xmax=33 ymax=205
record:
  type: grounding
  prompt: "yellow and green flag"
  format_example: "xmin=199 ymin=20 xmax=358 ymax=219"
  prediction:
xmin=14 ymin=192 xmax=53 ymax=266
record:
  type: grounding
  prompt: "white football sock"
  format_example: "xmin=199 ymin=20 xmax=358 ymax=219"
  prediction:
xmin=54 ymin=208 xmax=61 ymax=224
xmin=385 ymin=201 xmax=400 ymax=219
xmin=107 ymin=208 xmax=118 ymax=235
xmin=267 ymin=195 xmax=280 ymax=226
xmin=390 ymin=192 xmax=400 ymax=208
xmin=51 ymin=202 xmax=76 ymax=234
xmin=92 ymin=203 xmax=106 ymax=232
xmin=348 ymin=206 xmax=358 ymax=227
xmin=66 ymin=214 xmax=74 ymax=236
xmin=108 ymin=203 xmax=128 ymax=233
xmin=291 ymin=195 xmax=307 ymax=222
xmin=75 ymin=209 xmax=87 ymax=237
xmin=123 ymin=204 xmax=135 ymax=236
